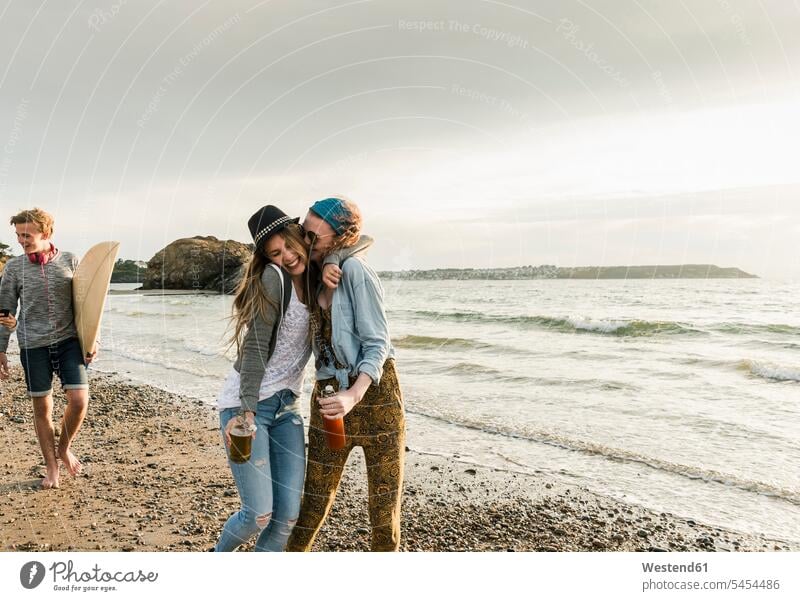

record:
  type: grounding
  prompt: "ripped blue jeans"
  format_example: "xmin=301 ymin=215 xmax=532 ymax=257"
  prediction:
xmin=215 ymin=389 xmax=306 ymax=552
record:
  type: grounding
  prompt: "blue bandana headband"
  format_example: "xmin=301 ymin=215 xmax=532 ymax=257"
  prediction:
xmin=310 ymin=197 xmax=349 ymax=235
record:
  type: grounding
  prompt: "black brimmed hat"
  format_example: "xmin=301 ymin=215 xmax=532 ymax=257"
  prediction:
xmin=248 ymin=205 xmax=299 ymax=247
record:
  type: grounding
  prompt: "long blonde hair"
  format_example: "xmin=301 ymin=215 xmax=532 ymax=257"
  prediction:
xmin=228 ymin=223 xmax=309 ymax=355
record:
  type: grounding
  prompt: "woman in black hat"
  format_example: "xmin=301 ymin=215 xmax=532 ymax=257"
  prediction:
xmin=214 ymin=205 xmax=370 ymax=552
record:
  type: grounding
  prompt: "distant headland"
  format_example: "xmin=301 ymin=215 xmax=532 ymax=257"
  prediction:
xmin=98 ymin=235 xmax=760 ymax=291
xmin=378 ymin=265 xmax=758 ymax=280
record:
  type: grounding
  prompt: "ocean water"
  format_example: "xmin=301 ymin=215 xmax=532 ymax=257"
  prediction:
xmin=97 ymin=279 xmax=800 ymax=543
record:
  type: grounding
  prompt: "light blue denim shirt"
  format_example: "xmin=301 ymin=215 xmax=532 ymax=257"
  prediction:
xmin=314 ymin=256 xmax=394 ymax=389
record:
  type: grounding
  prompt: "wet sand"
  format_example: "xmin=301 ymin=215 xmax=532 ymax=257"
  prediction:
xmin=0 ymin=367 xmax=795 ymax=552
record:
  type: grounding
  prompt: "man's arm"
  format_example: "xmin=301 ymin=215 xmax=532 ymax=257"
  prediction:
xmin=0 ymin=261 xmax=20 ymax=352
xmin=0 ymin=262 xmax=20 ymax=379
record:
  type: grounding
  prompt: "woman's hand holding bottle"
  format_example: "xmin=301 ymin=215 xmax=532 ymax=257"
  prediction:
xmin=319 ymin=388 xmax=358 ymax=420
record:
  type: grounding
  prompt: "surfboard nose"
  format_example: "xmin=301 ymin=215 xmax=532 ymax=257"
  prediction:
xmin=73 ymin=241 xmax=121 ymax=360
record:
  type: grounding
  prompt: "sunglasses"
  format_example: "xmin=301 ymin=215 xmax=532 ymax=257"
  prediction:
xmin=300 ymin=224 xmax=335 ymax=245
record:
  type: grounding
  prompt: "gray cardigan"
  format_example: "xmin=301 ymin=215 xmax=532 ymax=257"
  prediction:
xmin=233 ymin=235 xmax=372 ymax=413
xmin=0 ymin=251 xmax=80 ymax=352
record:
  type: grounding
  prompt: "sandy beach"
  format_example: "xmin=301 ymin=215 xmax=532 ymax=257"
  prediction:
xmin=0 ymin=365 xmax=795 ymax=553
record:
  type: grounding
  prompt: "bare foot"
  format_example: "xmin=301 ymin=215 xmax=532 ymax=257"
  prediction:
xmin=41 ymin=466 xmax=60 ymax=489
xmin=59 ymin=446 xmax=82 ymax=477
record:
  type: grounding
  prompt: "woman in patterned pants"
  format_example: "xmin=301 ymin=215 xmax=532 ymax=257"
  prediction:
xmin=287 ymin=197 xmax=405 ymax=552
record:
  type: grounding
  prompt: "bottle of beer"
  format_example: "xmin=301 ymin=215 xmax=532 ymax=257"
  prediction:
xmin=321 ymin=384 xmax=346 ymax=450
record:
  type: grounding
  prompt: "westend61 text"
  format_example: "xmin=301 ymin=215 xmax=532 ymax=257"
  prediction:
xmin=642 ymin=562 xmax=708 ymax=573
xmin=50 ymin=561 xmax=159 ymax=583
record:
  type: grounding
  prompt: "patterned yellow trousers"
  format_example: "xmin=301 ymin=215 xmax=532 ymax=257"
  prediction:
xmin=287 ymin=359 xmax=405 ymax=552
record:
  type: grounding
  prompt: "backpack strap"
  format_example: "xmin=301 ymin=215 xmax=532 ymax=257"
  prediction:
xmin=282 ymin=271 xmax=291 ymax=315
xmin=268 ymin=263 xmax=291 ymax=317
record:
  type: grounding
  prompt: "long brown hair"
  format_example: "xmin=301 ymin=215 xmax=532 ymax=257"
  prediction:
xmin=228 ymin=223 xmax=309 ymax=355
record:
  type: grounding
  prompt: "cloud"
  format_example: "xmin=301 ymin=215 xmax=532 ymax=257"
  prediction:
xmin=1 ymin=0 xmax=798 ymax=279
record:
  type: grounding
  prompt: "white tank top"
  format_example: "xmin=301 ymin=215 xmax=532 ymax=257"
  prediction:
xmin=217 ymin=284 xmax=311 ymax=410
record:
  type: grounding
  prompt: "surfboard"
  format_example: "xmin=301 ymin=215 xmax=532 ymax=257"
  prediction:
xmin=72 ymin=241 xmax=120 ymax=360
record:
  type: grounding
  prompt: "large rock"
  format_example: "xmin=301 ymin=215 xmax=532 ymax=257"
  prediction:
xmin=0 ymin=253 xmax=10 ymax=280
xmin=0 ymin=243 xmax=11 ymax=277
xmin=141 ymin=236 xmax=253 ymax=293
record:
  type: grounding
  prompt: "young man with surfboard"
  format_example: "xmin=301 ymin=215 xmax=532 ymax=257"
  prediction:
xmin=0 ymin=208 xmax=97 ymax=489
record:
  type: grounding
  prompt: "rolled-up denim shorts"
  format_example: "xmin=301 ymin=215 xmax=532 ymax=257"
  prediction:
xmin=19 ymin=337 xmax=88 ymax=397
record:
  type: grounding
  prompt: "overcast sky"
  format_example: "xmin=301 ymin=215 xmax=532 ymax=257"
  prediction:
xmin=0 ymin=0 xmax=798 ymax=277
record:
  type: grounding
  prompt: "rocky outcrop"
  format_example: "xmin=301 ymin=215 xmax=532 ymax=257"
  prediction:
xmin=141 ymin=236 xmax=253 ymax=293
xmin=0 ymin=243 xmax=11 ymax=277
xmin=0 ymin=254 xmax=10 ymax=281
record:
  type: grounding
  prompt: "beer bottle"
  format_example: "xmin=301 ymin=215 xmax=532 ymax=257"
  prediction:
xmin=321 ymin=384 xmax=347 ymax=450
